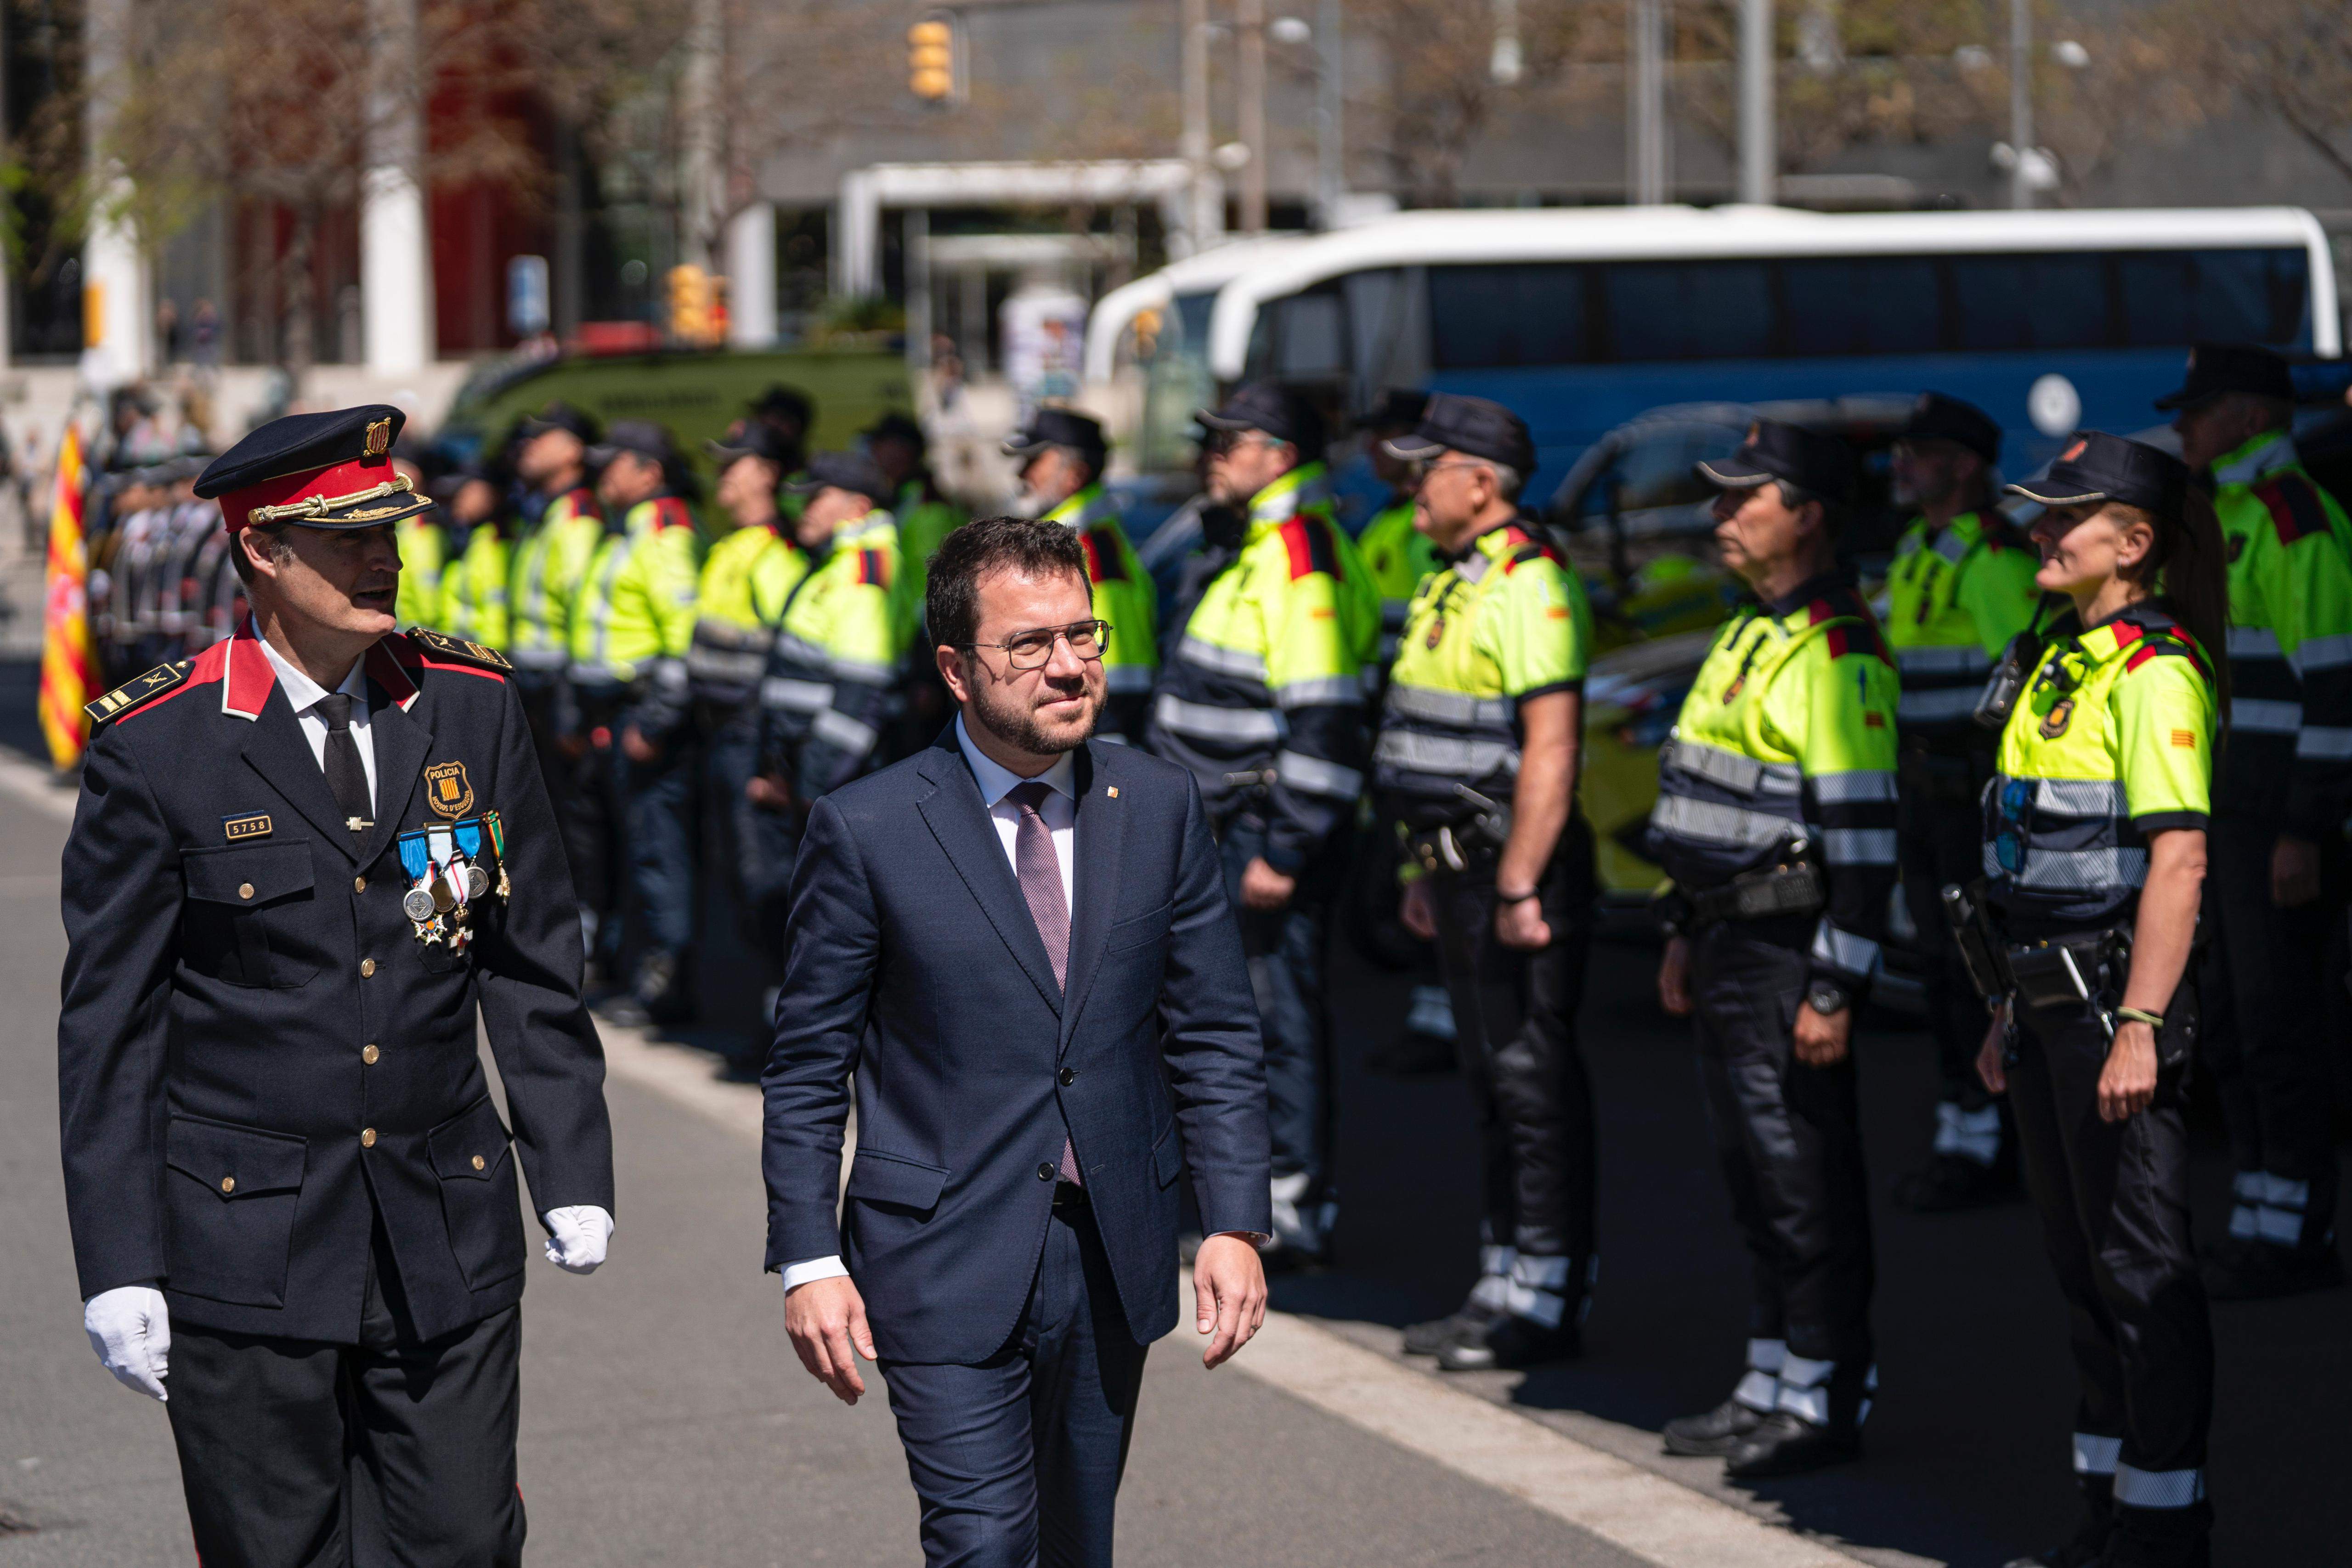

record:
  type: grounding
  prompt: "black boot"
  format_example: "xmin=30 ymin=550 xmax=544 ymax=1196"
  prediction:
xmin=1435 ymin=1312 xmax=1581 ymax=1371
xmin=2099 ymin=1500 xmax=2211 ymax=1568
xmin=2202 ymin=1240 xmax=2344 ymax=1300
xmin=2001 ymin=1474 xmax=2111 ymax=1568
xmin=1894 ymin=1151 xmax=2020 ymax=1213
xmin=1403 ymin=1297 xmax=1499 ymax=1357
xmin=1723 ymin=1358 xmax=1869 ymax=1478
xmin=1662 ymin=1397 xmax=1767 ymax=1457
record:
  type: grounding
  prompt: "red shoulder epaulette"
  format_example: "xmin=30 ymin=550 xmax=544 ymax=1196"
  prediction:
xmin=855 ymin=548 xmax=891 ymax=589
xmin=566 ymin=486 xmax=604 ymax=523
xmin=1280 ymin=515 xmax=1342 ymax=581
xmin=2255 ymin=474 xmax=2329 ymax=545
xmin=1809 ymin=595 xmax=1892 ymax=664
xmin=650 ymin=496 xmax=694 ymax=530
xmin=1079 ymin=528 xmax=1127 ymax=584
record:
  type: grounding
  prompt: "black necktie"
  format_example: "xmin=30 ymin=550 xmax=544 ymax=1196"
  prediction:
xmin=317 ymin=692 xmax=373 ymax=840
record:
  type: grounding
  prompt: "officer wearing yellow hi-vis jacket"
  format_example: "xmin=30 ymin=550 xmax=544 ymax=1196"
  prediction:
xmin=1147 ymin=383 xmax=1378 ymax=1264
xmin=1357 ymin=389 xmax=1441 ymax=670
xmin=1373 ymin=395 xmax=1599 ymax=1374
xmin=1649 ymin=420 xmax=1898 ymax=1481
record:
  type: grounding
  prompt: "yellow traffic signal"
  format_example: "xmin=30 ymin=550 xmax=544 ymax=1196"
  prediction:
xmin=668 ymin=264 xmax=718 ymax=346
xmin=908 ymin=17 xmax=955 ymax=102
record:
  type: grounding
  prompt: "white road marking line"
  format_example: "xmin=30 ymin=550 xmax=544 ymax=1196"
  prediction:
xmin=593 ymin=1017 xmax=1869 ymax=1567
xmin=0 ymin=750 xmax=76 ymax=823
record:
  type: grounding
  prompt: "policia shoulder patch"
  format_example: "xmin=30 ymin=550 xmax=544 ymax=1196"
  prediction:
xmin=84 ymin=660 xmax=193 ymax=728
xmin=406 ymin=628 xmax=512 ymax=673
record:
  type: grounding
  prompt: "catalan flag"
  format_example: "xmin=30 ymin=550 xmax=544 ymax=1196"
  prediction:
xmin=38 ymin=424 xmax=94 ymax=770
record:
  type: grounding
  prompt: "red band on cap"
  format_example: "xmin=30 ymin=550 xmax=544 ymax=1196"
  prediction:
xmin=221 ymin=453 xmax=397 ymax=531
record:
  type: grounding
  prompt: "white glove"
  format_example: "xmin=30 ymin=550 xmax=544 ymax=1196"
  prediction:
xmin=542 ymin=1205 xmax=613 ymax=1274
xmin=84 ymin=1286 xmax=170 ymax=1401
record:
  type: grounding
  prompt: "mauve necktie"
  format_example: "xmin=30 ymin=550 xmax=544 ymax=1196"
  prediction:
xmin=316 ymin=692 xmax=373 ymax=841
xmin=1009 ymin=780 xmax=1081 ymax=1185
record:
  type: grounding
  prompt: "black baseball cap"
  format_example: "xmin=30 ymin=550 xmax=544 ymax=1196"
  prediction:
xmin=752 ymin=384 xmax=816 ymax=430
xmin=1197 ymin=382 xmax=1325 ymax=457
xmin=2154 ymin=342 xmax=2295 ymax=411
xmin=1904 ymin=392 xmax=2001 ymax=466
xmin=520 ymin=400 xmax=600 ymax=444
xmin=1695 ymin=418 xmax=1857 ymax=505
xmin=863 ymin=411 xmax=928 ymax=451
xmin=787 ymin=450 xmax=892 ymax=506
xmin=2005 ymin=430 xmax=2190 ymax=516
xmin=1382 ymin=393 xmax=1537 ymax=476
xmin=1002 ymin=407 xmax=1108 ymax=470
xmin=706 ymin=419 xmax=796 ymax=469
xmin=587 ymin=420 xmax=678 ymax=469
xmin=1361 ymin=387 xmax=1430 ymax=431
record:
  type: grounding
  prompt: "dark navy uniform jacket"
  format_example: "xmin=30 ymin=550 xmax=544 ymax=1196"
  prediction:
xmin=58 ymin=623 xmax=613 ymax=1344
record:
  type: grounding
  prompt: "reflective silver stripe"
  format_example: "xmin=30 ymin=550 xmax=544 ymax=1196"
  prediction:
xmin=511 ymin=647 xmax=567 ymax=671
xmin=2032 ymin=777 xmax=2129 ymax=816
xmin=584 ymin=536 xmax=630 ymax=671
xmin=2227 ymin=625 xmax=2282 ymax=659
xmin=1386 ymin=682 xmax=1515 ymax=729
xmin=1374 ymin=728 xmax=1520 ymax=779
xmin=2011 ymin=845 xmax=2148 ymax=891
xmin=1153 ymin=692 xmax=1284 ymax=743
xmin=761 ymin=677 xmax=835 ymax=713
xmin=2072 ymin=1433 xmax=2121 ymax=1476
xmin=2294 ymin=631 xmax=2352 ymax=672
xmin=2233 ymin=697 xmax=2301 ymax=734
xmin=1273 ymin=749 xmax=1364 ymax=800
xmin=1774 ymin=1354 xmax=1836 ymax=1425
xmin=777 ymin=632 xmax=893 ymax=685
xmin=1661 ymin=737 xmax=1802 ymax=797
xmin=688 ymin=648 xmax=768 ymax=682
xmin=1931 ymin=529 xmax=1971 ymax=564
xmin=2256 ymin=1204 xmax=2307 ymax=1245
xmin=1733 ymin=1370 xmax=1780 ymax=1413
xmin=810 ymin=707 xmax=879 ymax=757
xmin=1746 ymin=1337 xmax=1787 ymax=1374
xmin=1811 ymin=919 xmax=1882 ymax=976
xmin=1895 ymin=644 xmax=1992 ymax=675
xmin=691 ymin=620 xmax=770 ymax=654
xmin=1104 ymin=663 xmax=1157 ymax=692
xmin=2297 ymin=725 xmax=2352 ymax=759
xmin=566 ymin=661 xmax=623 ymax=687
xmin=1649 ymin=791 xmax=1798 ymax=850
xmin=1812 ymin=769 xmax=1897 ymax=804
xmin=1897 ymin=687 xmax=1983 ymax=723
xmin=2113 ymin=1465 xmax=2205 ymax=1509
xmin=1273 ymin=674 xmax=1364 ymax=710
xmin=1823 ymin=828 xmax=1897 ymax=865
xmin=1176 ymin=634 xmax=1268 ymax=679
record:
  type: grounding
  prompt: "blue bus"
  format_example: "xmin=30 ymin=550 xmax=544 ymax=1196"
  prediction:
xmin=1202 ymin=205 xmax=2338 ymax=501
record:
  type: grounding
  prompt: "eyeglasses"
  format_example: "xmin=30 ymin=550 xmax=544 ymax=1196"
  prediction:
xmin=1411 ymin=458 xmax=1488 ymax=485
xmin=1204 ymin=430 xmax=1283 ymax=459
xmin=959 ymin=619 xmax=1112 ymax=671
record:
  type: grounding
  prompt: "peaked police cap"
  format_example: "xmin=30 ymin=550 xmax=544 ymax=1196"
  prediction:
xmin=196 ymin=405 xmax=433 ymax=533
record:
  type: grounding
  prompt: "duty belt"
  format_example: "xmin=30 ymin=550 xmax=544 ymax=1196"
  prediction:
xmin=1685 ymin=859 xmax=1826 ymax=926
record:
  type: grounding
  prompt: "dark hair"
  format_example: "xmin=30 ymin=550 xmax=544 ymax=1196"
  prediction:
xmin=228 ymin=525 xmax=292 ymax=587
xmin=2122 ymin=488 xmax=2233 ymax=722
xmin=926 ymin=515 xmax=1090 ymax=649
xmin=1774 ymin=479 xmax=1850 ymax=538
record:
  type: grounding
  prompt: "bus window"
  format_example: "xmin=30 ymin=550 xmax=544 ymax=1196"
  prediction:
xmin=1271 ymin=290 xmax=1348 ymax=378
xmin=1604 ymin=261 xmax=1774 ymax=361
xmin=1951 ymin=254 xmax=2109 ymax=351
xmin=1781 ymin=257 xmax=1941 ymax=356
xmin=2118 ymin=248 xmax=2311 ymax=347
xmin=1429 ymin=263 xmax=1587 ymax=369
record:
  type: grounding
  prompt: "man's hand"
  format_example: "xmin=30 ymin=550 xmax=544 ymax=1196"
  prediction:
xmin=785 ymin=1275 xmax=877 ymax=1404
xmin=1976 ymin=1009 xmax=2009 ymax=1095
xmin=745 ymin=773 xmax=794 ymax=812
xmin=620 ymin=725 xmax=660 ymax=765
xmin=1240 ymin=857 xmax=1296 ymax=912
xmin=1399 ymin=879 xmax=1437 ymax=942
xmin=1494 ymin=891 xmax=1551 ymax=951
xmin=1792 ymin=1001 xmax=1853 ymax=1067
xmin=1193 ymin=1234 xmax=1268 ymax=1369
xmin=2098 ymin=1021 xmax=2159 ymax=1122
xmin=542 ymin=1205 xmax=613 ymax=1273
xmin=1657 ymin=934 xmax=1693 ymax=1017
xmin=2272 ymin=834 xmax=2321 ymax=908
xmin=84 ymin=1286 xmax=170 ymax=1401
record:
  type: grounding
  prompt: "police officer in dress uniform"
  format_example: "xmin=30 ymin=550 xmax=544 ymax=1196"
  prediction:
xmin=1649 ymin=421 xmax=1899 ymax=1478
xmin=61 ymin=406 xmax=614 ymax=1567
xmin=1375 ymin=395 xmax=1601 ymax=1371
xmin=1146 ymin=383 xmax=1380 ymax=1264
xmin=1977 ymin=434 xmax=2225 ymax=1568
xmin=1005 ymin=407 xmax=1159 ymax=742
xmin=2161 ymin=343 xmax=2352 ymax=1301
xmin=1884 ymin=393 xmax=2047 ymax=1212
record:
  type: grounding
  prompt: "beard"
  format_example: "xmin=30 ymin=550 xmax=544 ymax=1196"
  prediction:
xmin=968 ymin=667 xmax=1102 ymax=756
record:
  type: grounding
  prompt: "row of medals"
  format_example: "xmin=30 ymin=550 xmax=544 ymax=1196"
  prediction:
xmin=401 ymin=816 xmax=510 ymax=950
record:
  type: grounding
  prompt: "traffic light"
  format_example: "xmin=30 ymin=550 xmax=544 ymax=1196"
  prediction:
xmin=667 ymin=264 xmax=717 ymax=346
xmin=908 ymin=16 xmax=955 ymax=102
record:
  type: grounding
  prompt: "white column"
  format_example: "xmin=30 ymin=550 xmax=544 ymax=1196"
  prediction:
xmin=362 ymin=0 xmax=433 ymax=374
xmin=726 ymin=201 xmax=777 ymax=348
xmin=835 ymin=169 xmax=881 ymax=299
xmin=83 ymin=180 xmax=151 ymax=389
xmin=1737 ymin=0 xmax=1775 ymax=204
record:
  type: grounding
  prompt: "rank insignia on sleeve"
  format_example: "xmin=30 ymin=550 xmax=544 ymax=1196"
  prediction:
xmin=424 ymin=760 xmax=475 ymax=818
xmin=84 ymin=660 xmax=192 ymax=726
xmin=223 ymin=812 xmax=274 ymax=842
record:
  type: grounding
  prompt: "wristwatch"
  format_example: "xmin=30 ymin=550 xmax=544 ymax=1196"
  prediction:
xmin=1805 ymin=980 xmax=1851 ymax=1017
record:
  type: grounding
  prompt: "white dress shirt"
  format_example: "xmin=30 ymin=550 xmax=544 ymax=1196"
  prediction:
xmin=255 ymin=633 xmax=377 ymax=812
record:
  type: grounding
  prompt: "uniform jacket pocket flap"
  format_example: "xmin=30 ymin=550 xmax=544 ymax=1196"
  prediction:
xmin=846 ymin=1149 xmax=949 ymax=1212
xmin=1151 ymin=1122 xmax=1184 ymax=1188
xmin=166 ymin=1115 xmax=308 ymax=1199
xmin=1104 ymin=901 xmax=1174 ymax=952
xmin=183 ymin=841 xmax=316 ymax=906
xmin=427 ymin=1096 xmax=512 ymax=1182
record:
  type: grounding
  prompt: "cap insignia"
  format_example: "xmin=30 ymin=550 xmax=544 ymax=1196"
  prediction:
xmin=365 ymin=418 xmax=392 ymax=457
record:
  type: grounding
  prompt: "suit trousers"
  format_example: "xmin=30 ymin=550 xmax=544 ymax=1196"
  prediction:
xmin=2009 ymin=996 xmax=2213 ymax=1540
xmin=1425 ymin=819 xmax=1597 ymax=1284
xmin=165 ymin=1228 xmax=525 ymax=1568
xmin=2199 ymin=816 xmax=2340 ymax=1256
xmin=1690 ymin=917 xmax=1876 ymax=1366
xmin=878 ymin=1195 xmax=1148 ymax=1568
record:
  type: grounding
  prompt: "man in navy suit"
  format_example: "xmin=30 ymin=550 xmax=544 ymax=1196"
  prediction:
xmin=763 ymin=515 xmax=1272 ymax=1566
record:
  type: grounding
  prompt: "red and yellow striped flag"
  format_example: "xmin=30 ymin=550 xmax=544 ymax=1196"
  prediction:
xmin=38 ymin=424 xmax=95 ymax=770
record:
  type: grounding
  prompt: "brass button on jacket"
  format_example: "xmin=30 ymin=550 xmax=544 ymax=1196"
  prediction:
xmin=360 ymin=958 xmax=376 ymax=977
xmin=237 ymin=883 xmax=254 ymax=901
xmin=354 ymin=875 xmax=368 ymax=893
xmin=361 ymin=1128 xmax=377 ymax=1148
xmin=219 ymin=1176 xmax=236 ymax=1194
xmin=471 ymin=1154 xmax=486 ymax=1170
xmin=361 ymin=1043 xmax=379 ymax=1065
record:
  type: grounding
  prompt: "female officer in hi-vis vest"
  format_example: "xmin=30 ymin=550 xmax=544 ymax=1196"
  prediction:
xmin=1975 ymin=432 xmax=2227 ymax=1568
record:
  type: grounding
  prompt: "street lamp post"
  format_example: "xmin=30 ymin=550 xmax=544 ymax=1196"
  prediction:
xmin=2009 ymin=0 xmax=2034 ymax=209
xmin=1627 ymin=0 xmax=1667 ymax=205
xmin=1238 ymin=0 xmax=1269 ymax=234
xmin=1737 ymin=0 xmax=1774 ymax=204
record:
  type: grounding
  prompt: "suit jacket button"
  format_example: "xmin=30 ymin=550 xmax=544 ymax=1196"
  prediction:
xmin=237 ymin=883 xmax=254 ymax=900
xmin=1058 ymin=1068 xmax=1077 ymax=1085
xmin=362 ymin=1043 xmax=379 ymax=1065
xmin=219 ymin=1176 xmax=235 ymax=1194
xmin=354 ymin=876 xmax=368 ymax=893
xmin=361 ymin=1128 xmax=377 ymax=1148
xmin=1037 ymin=1162 xmax=1055 ymax=1181
xmin=360 ymin=958 xmax=376 ymax=977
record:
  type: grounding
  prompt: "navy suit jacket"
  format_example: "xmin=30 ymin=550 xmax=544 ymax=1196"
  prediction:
xmin=762 ymin=728 xmax=1271 ymax=1364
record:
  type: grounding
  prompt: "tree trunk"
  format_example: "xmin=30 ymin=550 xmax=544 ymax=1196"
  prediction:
xmin=282 ymin=205 xmax=317 ymax=387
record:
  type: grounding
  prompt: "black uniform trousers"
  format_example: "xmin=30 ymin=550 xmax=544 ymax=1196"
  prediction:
xmin=700 ymin=701 xmax=803 ymax=976
xmin=2009 ymin=996 xmax=2212 ymax=1540
xmin=1425 ymin=818 xmax=1597 ymax=1307
xmin=564 ymin=685 xmax=629 ymax=975
xmin=1896 ymin=746 xmax=2008 ymax=1132
xmin=877 ymin=1193 xmax=1148 ymax=1568
xmin=2200 ymin=816 xmax=2339 ymax=1257
xmin=166 ymin=1226 xmax=524 ymax=1568
xmin=1689 ymin=915 xmax=1875 ymax=1368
